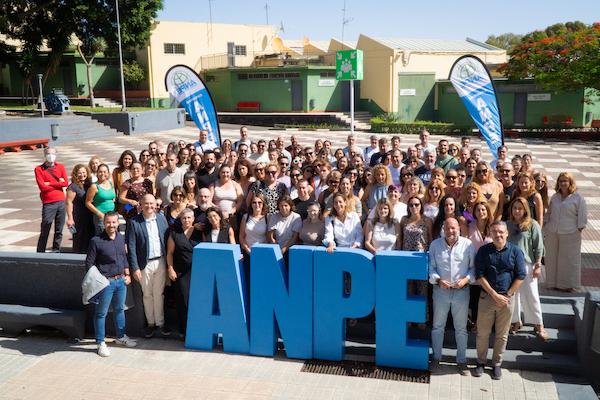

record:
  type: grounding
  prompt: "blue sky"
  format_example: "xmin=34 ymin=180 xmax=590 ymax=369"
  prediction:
xmin=157 ymin=0 xmax=600 ymax=42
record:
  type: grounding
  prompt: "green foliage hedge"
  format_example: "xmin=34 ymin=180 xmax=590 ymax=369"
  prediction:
xmin=370 ymin=115 xmax=472 ymax=135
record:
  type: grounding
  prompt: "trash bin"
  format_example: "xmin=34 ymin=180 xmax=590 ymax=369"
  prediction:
xmin=51 ymin=124 xmax=60 ymax=141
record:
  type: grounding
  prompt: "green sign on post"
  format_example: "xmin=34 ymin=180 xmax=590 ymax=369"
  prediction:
xmin=336 ymin=50 xmax=363 ymax=81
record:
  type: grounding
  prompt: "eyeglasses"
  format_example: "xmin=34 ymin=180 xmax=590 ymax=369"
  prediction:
xmin=409 ymin=203 xmax=421 ymax=207
xmin=141 ymin=154 xmax=150 ymax=158
xmin=291 ymin=173 xmax=301 ymax=178
xmin=306 ymin=152 xmax=314 ymax=156
xmin=329 ymin=180 xmax=340 ymax=184
xmin=402 ymin=173 xmax=413 ymax=178
xmin=173 ymin=193 xmax=185 ymax=198
xmin=267 ymin=170 xmax=277 ymax=175
xmin=476 ymin=169 xmax=488 ymax=174
xmin=535 ymin=179 xmax=544 ymax=184
xmin=348 ymin=172 xmax=358 ymax=176
xmin=258 ymin=144 xmax=266 ymax=148
xmin=279 ymin=163 xmax=289 ymax=167
xmin=147 ymin=164 xmax=156 ymax=168
xmin=458 ymin=174 xmax=466 ymax=178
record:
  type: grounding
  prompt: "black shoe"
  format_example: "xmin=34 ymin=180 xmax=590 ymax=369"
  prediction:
xmin=472 ymin=364 xmax=485 ymax=377
xmin=144 ymin=326 xmax=156 ymax=338
xmin=159 ymin=325 xmax=172 ymax=337
xmin=492 ymin=366 xmax=502 ymax=380
xmin=457 ymin=363 xmax=469 ymax=376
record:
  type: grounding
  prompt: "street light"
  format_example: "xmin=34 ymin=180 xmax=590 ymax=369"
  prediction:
xmin=115 ymin=0 xmax=127 ymax=111
xmin=37 ymin=74 xmax=44 ymax=118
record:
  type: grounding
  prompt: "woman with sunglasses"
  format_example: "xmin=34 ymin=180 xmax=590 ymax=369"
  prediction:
xmin=118 ymin=162 xmax=154 ymax=220
xmin=399 ymin=196 xmax=432 ymax=252
xmin=318 ymin=170 xmax=342 ymax=217
xmin=138 ymin=150 xmax=152 ymax=167
xmin=345 ymin=168 xmax=364 ymax=200
xmin=288 ymin=166 xmax=304 ymax=200
xmin=507 ymin=197 xmax=547 ymax=340
xmin=472 ymin=160 xmax=504 ymax=221
xmin=448 ymin=143 xmax=460 ymax=160
xmin=512 ymin=173 xmax=544 ymax=227
xmin=164 ymin=186 xmax=188 ymax=231
xmin=364 ymin=198 xmax=399 ymax=254
xmin=423 ymin=180 xmax=445 ymax=220
xmin=247 ymin=163 xmax=288 ymax=215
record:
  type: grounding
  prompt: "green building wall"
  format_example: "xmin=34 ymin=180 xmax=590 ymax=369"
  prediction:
xmin=203 ymin=66 xmax=342 ymax=112
xmin=397 ymin=73 xmax=436 ymax=122
xmin=583 ymin=88 xmax=600 ymax=125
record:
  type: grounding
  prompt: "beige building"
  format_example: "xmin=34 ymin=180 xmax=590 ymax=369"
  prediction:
xmin=137 ymin=20 xmax=277 ymax=106
xmin=356 ymin=34 xmax=507 ymax=113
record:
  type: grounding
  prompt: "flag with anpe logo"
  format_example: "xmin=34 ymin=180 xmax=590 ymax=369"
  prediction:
xmin=165 ymin=64 xmax=221 ymax=145
xmin=449 ymin=55 xmax=503 ymax=159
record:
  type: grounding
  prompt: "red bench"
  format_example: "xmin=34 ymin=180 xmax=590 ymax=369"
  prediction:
xmin=542 ymin=115 xmax=573 ymax=126
xmin=0 ymin=138 xmax=49 ymax=155
xmin=591 ymin=120 xmax=600 ymax=129
xmin=236 ymin=101 xmax=260 ymax=112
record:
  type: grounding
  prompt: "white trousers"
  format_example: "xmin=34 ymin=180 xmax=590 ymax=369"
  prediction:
xmin=511 ymin=262 xmax=544 ymax=325
xmin=140 ymin=257 xmax=167 ymax=327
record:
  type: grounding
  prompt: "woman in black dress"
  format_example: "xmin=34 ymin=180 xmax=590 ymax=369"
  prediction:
xmin=66 ymin=164 xmax=93 ymax=253
xmin=166 ymin=208 xmax=202 ymax=337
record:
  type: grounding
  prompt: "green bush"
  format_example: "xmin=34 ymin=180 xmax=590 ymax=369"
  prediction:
xmin=370 ymin=117 xmax=472 ymax=135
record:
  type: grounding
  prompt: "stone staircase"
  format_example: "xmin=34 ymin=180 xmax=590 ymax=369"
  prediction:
xmin=333 ymin=111 xmax=372 ymax=131
xmin=49 ymin=115 xmax=121 ymax=144
xmin=437 ymin=295 xmax=584 ymax=375
xmin=93 ymin=97 xmax=121 ymax=108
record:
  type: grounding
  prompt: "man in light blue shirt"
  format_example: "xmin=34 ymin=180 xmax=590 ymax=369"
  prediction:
xmin=428 ymin=217 xmax=476 ymax=375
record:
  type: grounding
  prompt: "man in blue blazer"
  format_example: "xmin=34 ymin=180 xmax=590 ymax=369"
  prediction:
xmin=127 ymin=194 xmax=170 ymax=338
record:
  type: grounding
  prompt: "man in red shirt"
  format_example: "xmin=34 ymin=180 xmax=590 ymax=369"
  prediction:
xmin=34 ymin=147 xmax=69 ymax=252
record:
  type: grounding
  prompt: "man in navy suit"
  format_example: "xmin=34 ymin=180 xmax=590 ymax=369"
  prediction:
xmin=127 ymin=194 xmax=171 ymax=338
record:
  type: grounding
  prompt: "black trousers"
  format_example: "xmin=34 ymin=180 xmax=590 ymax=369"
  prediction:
xmin=174 ymin=271 xmax=191 ymax=335
xmin=37 ymin=201 xmax=66 ymax=252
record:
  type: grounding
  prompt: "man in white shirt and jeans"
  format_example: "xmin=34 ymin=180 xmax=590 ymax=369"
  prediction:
xmin=428 ymin=217 xmax=476 ymax=375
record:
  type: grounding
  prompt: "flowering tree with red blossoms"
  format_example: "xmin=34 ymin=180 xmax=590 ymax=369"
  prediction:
xmin=499 ymin=21 xmax=600 ymax=94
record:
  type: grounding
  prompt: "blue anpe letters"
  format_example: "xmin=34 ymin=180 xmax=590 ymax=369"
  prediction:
xmin=185 ymin=243 xmax=429 ymax=370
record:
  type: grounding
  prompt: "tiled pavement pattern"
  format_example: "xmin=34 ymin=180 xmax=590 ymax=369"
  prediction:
xmin=0 ymin=335 xmax=559 ymax=400
xmin=0 ymin=123 xmax=598 ymax=289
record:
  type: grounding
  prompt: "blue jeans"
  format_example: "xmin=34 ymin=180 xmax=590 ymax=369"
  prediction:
xmin=431 ymin=285 xmax=469 ymax=364
xmin=94 ymin=277 xmax=127 ymax=343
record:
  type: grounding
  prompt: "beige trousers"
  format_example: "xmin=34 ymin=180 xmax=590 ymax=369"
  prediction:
xmin=476 ymin=291 xmax=515 ymax=366
xmin=140 ymin=257 xmax=167 ymax=327
xmin=544 ymin=231 xmax=582 ymax=290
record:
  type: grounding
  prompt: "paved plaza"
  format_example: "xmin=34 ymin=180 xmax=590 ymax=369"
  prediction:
xmin=0 ymin=124 xmax=598 ymax=399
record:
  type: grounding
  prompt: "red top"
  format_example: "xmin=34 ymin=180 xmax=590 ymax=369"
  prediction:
xmin=34 ymin=162 xmax=69 ymax=204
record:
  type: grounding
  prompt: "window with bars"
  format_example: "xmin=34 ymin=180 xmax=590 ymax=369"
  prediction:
xmin=234 ymin=45 xmax=247 ymax=56
xmin=164 ymin=43 xmax=185 ymax=55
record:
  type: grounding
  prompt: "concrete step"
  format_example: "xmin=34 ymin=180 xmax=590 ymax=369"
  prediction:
xmin=441 ymin=347 xmax=580 ymax=375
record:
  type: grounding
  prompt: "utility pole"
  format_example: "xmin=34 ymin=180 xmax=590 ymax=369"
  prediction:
xmin=341 ymin=0 xmax=353 ymax=50
xmin=37 ymin=74 xmax=44 ymax=118
xmin=115 ymin=0 xmax=127 ymax=111
xmin=265 ymin=2 xmax=269 ymax=25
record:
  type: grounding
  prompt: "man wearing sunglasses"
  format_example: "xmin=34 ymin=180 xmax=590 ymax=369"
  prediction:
xmin=249 ymin=139 xmax=269 ymax=163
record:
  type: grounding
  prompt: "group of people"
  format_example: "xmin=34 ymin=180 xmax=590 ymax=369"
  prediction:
xmin=34 ymin=126 xmax=588 ymax=377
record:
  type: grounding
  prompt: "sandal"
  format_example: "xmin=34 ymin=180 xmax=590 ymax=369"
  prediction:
xmin=509 ymin=322 xmax=522 ymax=335
xmin=535 ymin=328 xmax=549 ymax=341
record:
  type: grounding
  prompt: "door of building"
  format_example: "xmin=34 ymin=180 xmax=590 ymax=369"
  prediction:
xmin=291 ymin=80 xmax=303 ymax=111
xmin=341 ymin=81 xmax=360 ymax=112
xmin=513 ymin=93 xmax=527 ymax=127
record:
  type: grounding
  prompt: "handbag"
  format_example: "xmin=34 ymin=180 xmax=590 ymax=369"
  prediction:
xmin=81 ymin=265 xmax=109 ymax=305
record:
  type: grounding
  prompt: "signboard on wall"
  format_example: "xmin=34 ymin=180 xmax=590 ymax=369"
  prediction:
xmin=318 ymin=79 xmax=336 ymax=87
xmin=399 ymin=88 xmax=416 ymax=96
xmin=527 ymin=93 xmax=551 ymax=102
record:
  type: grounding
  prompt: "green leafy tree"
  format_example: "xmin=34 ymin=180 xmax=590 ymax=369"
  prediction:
xmin=500 ymin=21 xmax=600 ymax=93
xmin=1 ymin=0 xmax=162 ymax=105
xmin=123 ymin=60 xmax=146 ymax=89
xmin=485 ymin=33 xmax=523 ymax=51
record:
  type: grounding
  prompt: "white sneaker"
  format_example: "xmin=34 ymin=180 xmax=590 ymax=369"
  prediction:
xmin=115 ymin=335 xmax=137 ymax=348
xmin=97 ymin=342 xmax=110 ymax=357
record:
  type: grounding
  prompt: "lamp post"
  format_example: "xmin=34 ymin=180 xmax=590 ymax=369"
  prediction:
xmin=115 ymin=0 xmax=127 ymax=111
xmin=37 ymin=74 xmax=44 ymax=118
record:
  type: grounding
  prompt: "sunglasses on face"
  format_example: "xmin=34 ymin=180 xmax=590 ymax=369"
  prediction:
xmin=409 ymin=203 xmax=421 ymax=207
xmin=476 ymin=169 xmax=488 ymax=174
xmin=291 ymin=173 xmax=301 ymax=178
xmin=402 ymin=173 xmax=413 ymax=178
xmin=267 ymin=170 xmax=277 ymax=175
